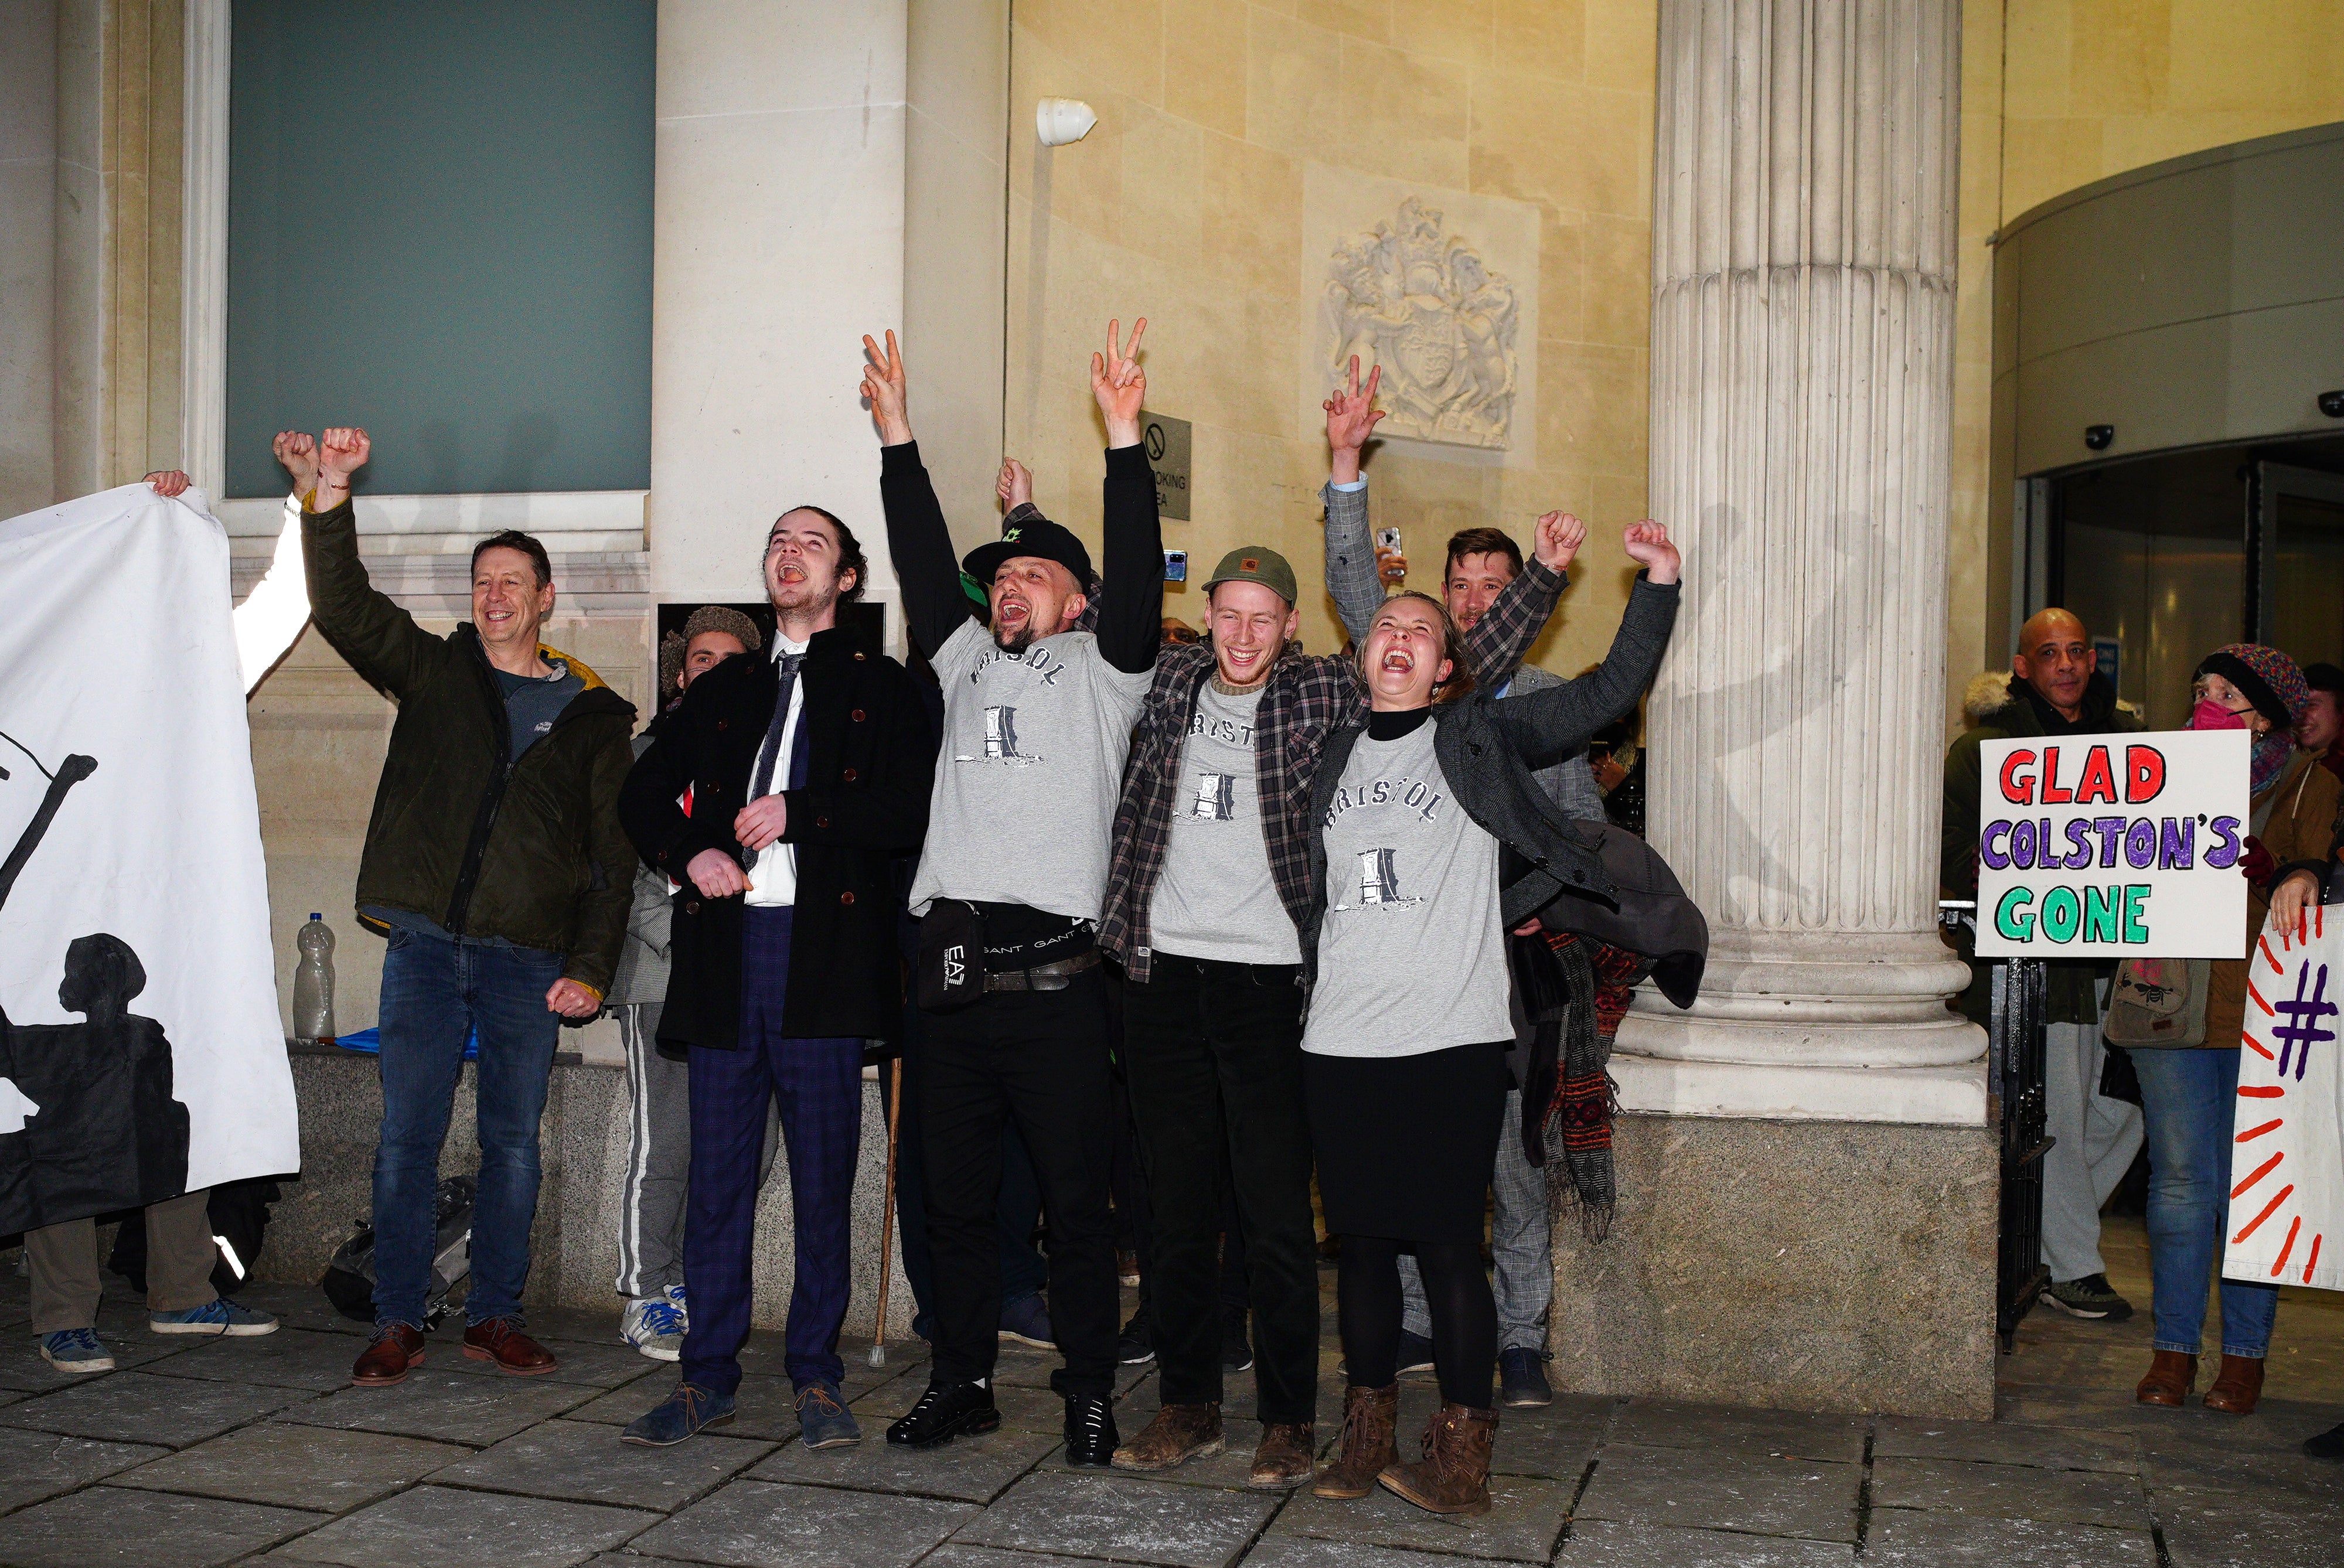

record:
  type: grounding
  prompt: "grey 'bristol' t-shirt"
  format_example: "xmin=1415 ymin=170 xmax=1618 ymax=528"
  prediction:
xmin=1149 ymin=682 xmax=1303 ymax=966
xmin=908 ymin=618 xmax=1153 ymax=922
xmin=1300 ymin=719 xmax=1511 ymax=1058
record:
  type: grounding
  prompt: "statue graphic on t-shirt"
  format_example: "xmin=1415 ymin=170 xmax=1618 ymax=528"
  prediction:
xmin=0 ymin=734 xmax=192 ymax=1230
xmin=955 ymin=705 xmax=1045 ymax=767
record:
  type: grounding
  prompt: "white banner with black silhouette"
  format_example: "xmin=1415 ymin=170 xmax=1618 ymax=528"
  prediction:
xmin=0 ymin=485 xmax=298 ymax=1233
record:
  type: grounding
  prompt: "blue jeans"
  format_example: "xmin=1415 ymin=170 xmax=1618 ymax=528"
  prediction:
xmin=2130 ymin=1046 xmax=2280 ymax=1358
xmin=372 ymin=928 xmax=564 ymax=1328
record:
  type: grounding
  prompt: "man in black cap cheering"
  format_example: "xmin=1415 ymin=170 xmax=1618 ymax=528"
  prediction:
xmin=859 ymin=319 xmax=1160 ymax=1467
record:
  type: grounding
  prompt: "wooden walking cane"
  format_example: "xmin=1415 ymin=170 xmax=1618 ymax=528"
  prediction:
xmin=869 ymin=1055 xmax=904 ymax=1366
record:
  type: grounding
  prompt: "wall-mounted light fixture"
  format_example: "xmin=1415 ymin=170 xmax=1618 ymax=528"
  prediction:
xmin=1037 ymin=98 xmax=1097 ymax=146
xmin=2083 ymin=424 xmax=2115 ymax=451
xmin=2319 ymin=390 xmax=2344 ymax=419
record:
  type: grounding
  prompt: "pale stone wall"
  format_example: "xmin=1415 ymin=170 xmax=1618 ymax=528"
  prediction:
xmin=1000 ymin=0 xmax=1660 ymax=679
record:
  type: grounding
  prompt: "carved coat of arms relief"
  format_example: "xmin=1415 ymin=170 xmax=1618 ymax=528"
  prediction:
xmin=1322 ymin=196 xmax=1520 ymax=451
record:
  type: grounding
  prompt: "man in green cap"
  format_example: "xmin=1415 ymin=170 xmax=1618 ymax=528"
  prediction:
xmin=1097 ymin=357 xmax=1575 ymax=1486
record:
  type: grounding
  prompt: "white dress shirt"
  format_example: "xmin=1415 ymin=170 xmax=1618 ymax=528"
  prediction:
xmin=744 ymin=634 xmax=811 ymax=908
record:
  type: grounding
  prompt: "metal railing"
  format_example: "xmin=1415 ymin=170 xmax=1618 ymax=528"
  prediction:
xmin=1943 ymin=901 xmax=2053 ymax=1352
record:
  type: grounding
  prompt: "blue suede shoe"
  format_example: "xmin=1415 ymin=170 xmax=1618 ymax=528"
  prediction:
xmin=622 ymin=1382 xmax=735 ymax=1447
xmin=795 ymin=1380 xmax=862 ymax=1449
xmin=151 ymin=1298 xmax=278 ymax=1337
xmin=38 ymin=1328 xmax=113 ymax=1373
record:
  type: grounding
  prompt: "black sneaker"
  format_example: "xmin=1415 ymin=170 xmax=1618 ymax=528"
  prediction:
xmin=1221 ymin=1307 xmax=1253 ymax=1373
xmin=1064 ymin=1393 xmax=1119 ymax=1468
xmin=1117 ymin=1307 xmax=1156 ymax=1365
xmin=1499 ymin=1347 xmax=1553 ymax=1408
xmin=2042 ymin=1274 xmax=2133 ymax=1322
xmin=2305 ymin=1422 xmax=2344 ymax=1462
xmin=1395 ymin=1328 xmax=1436 ymax=1378
xmin=885 ymin=1380 xmax=1001 ymax=1448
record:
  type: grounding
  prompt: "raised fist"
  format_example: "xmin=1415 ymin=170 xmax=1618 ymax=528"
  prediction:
xmin=1621 ymin=520 xmax=1680 ymax=585
xmin=1533 ymin=511 xmax=1586 ymax=573
xmin=272 ymin=430 xmax=319 ymax=495
xmin=997 ymin=458 xmax=1034 ymax=513
xmin=318 ymin=427 xmax=370 ymax=485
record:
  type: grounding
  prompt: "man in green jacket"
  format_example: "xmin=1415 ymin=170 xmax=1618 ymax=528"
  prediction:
xmin=1941 ymin=607 xmax=2144 ymax=1325
xmin=298 ymin=428 xmax=636 ymax=1387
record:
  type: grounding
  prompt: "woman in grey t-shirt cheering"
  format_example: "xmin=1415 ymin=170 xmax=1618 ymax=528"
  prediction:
xmin=1301 ymin=515 xmax=1681 ymax=1517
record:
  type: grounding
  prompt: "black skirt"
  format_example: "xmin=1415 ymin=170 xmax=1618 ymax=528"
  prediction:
xmin=1304 ymin=1041 xmax=1508 ymax=1244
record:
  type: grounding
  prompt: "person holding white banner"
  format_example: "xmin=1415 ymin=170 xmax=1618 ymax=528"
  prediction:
xmin=2 ymin=439 xmax=318 ymax=1375
xmin=2130 ymin=645 xmax=2337 ymax=1417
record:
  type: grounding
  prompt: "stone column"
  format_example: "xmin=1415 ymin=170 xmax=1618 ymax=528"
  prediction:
xmin=1617 ymin=0 xmax=1984 ymax=1121
xmin=1549 ymin=0 xmax=1997 ymax=1421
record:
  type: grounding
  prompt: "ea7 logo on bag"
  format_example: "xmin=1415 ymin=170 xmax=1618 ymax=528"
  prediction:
xmin=943 ymin=946 xmax=966 ymax=987
xmin=2226 ymin=909 xmax=2344 ymax=1294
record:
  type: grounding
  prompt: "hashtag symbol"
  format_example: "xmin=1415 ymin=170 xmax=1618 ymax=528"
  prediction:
xmin=2272 ymin=962 xmax=2338 ymax=1083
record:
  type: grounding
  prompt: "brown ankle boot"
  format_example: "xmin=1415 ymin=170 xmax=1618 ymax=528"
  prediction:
xmin=2137 ymin=1349 xmax=2197 ymax=1407
xmin=1110 ymin=1403 xmax=1223 ymax=1471
xmin=1311 ymin=1383 xmax=1398 ymax=1499
xmin=2203 ymin=1354 xmax=2266 ymax=1415
xmin=1379 ymin=1402 xmax=1500 ymax=1516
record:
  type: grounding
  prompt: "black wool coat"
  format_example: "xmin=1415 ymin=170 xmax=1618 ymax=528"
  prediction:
xmin=619 ymin=623 xmax=935 ymax=1052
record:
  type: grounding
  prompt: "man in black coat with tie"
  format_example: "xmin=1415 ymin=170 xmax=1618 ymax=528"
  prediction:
xmin=618 ymin=505 xmax=935 ymax=1448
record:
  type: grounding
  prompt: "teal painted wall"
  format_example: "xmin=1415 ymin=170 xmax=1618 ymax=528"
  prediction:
xmin=226 ymin=1 xmax=654 ymax=497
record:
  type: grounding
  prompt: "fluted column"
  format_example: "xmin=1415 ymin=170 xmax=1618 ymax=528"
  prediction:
xmin=1617 ymin=0 xmax=1984 ymax=1121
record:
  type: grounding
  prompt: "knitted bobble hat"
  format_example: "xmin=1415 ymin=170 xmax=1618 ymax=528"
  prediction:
xmin=2196 ymin=643 xmax=2311 ymax=730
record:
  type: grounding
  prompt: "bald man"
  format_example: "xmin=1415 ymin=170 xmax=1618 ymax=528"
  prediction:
xmin=1942 ymin=608 xmax=2144 ymax=1325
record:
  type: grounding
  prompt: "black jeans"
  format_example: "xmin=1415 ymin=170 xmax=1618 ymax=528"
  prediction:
xmin=918 ymin=968 xmax=1119 ymax=1397
xmin=1122 ymin=955 xmax=1321 ymax=1423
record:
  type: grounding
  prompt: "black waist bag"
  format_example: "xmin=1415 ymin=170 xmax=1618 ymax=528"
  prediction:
xmin=917 ymin=899 xmax=987 ymax=1010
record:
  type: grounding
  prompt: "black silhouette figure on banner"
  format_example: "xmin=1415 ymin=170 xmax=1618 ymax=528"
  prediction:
xmin=0 ymin=731 xmax=191 ymax=1232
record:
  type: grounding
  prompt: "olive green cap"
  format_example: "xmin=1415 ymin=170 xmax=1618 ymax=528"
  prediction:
xmin=1202 ymin=546 xmax=1297 ymax=605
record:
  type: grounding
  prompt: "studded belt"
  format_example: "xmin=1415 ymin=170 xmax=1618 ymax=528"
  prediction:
xmin=983 ymin=949 xmax=1103 ymax=992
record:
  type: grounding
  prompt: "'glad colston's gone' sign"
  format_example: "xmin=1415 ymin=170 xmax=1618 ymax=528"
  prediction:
xmin=1973 ymin=730 xmax=2249 ymax=959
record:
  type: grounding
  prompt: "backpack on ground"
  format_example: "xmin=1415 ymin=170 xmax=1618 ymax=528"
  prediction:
xmin=320 ymin=1175 xmax=475 ymax=1328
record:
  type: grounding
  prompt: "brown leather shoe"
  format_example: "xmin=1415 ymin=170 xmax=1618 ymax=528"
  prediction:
xmin=1111 ymin=1402 xmax=1223 ymax=1471
xmin=1312 ymin=1383 xmax=1398 ymax=1499
xmin=463 ymin=1317 xmax=559 ymax=1376
xmin=351 ymin=1323 xmax=427 ymax=1386
xmin=1249 ymin=1422 xmax=1315 ymax=1488
xmin=2203 ymin=1354 xmax=2266 ymax=1415
xmin=1379 ymin=1402 xmax=1500 ymax=1516
xmin=2137 ymin=1349 xmax=2198 ymax=1407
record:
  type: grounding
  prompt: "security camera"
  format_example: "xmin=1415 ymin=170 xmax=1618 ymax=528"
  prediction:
xmin=2083 ymin=424 xmax=2115 ymax=451
xmin=2319 ymin=390 xmax=2344 ymax=419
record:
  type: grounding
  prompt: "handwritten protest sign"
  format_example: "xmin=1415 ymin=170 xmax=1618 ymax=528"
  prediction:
xmin=1974 ymin=730 xmax=2248 ymax=959
xmin=2225 ymin=908 xmax=2344 ymax=1293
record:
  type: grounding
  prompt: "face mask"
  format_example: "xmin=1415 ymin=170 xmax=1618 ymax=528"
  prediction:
xmin=2192 ymin=698 xmax=2249 ymax=731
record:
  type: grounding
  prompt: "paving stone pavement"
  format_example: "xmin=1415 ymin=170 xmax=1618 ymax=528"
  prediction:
xmin=0 ymin=1215 xmax=2333 ymax=1564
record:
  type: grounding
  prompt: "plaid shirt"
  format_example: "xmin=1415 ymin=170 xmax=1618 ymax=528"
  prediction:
xmin=1099 ymin=489 xmax=1565 ymax=982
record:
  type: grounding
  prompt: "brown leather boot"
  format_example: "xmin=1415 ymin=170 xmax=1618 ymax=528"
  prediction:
xmin=1379 ymin=1402 xmax=1500 ymax=1516
xmin=1249 ymin=1422 xmax=1315 ymax=1488
xmin=1311 ymin=1383 xmax=1398 ymax=1499
xmin=2136 ymin=1349 xmax=2198 ymax=1407
xmin=350 ymin=1323 xmax=427 ymax=1386
xmin=463 ymin=1317 xmax=559 ymax=1375
xmin=2203 ymin=1354 xmax=2266 ymax=1415
xmin=1110 ymin=1403 xmax=1224 ymax=1471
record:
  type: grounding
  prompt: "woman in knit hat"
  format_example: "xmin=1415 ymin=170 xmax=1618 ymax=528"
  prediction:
xmin=2127 ymin=643 xmax=2338 ymax=1419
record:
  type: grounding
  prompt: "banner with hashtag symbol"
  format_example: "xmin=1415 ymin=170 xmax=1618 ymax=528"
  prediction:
xmin=2226 ymin=906 xmax=2344 ymax=1293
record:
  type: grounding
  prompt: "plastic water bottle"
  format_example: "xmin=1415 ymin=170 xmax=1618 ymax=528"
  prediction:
xmin=293 ymin=913 xmax=336 ymax=1044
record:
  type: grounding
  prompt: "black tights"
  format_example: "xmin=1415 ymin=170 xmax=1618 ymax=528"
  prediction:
xmin=1337 ymin=1234 xmax=1497 ymax=1411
